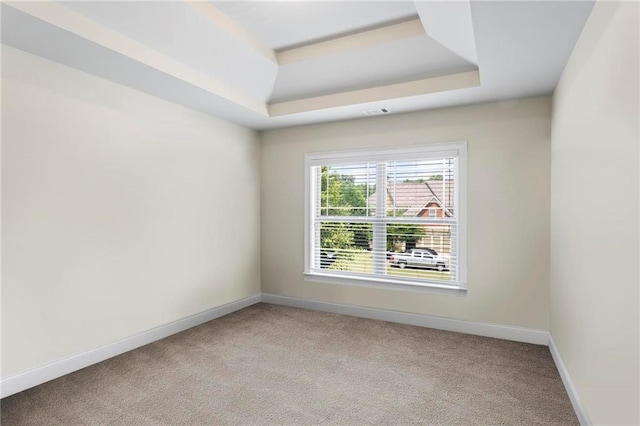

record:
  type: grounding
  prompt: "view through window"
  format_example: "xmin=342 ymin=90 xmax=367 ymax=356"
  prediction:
xmin=306 ymin=143 xmax=466 ymax=288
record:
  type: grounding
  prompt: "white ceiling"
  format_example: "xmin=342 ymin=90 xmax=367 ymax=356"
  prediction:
xmin=271 ymin=34 xmax=476 ymax=103
xmin=61 ymin=1 xmax=278 ymax=102
xmin=211 ymin=1 xmax=418 ymax=51
xmin=1 ymin=1 xmax=594 ymax=130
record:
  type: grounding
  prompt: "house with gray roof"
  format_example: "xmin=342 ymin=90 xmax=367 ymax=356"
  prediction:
xmin=367 ymin=180 xmax=454 ymax=218
xmin=366 ymin=180 xmax=455 ymax=253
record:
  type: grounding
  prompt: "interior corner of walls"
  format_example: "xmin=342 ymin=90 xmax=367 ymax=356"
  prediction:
xmin=260 ymin=97 xmax=553 ymax=334
xmin=2 ymin=50 xmax=267 ymax=383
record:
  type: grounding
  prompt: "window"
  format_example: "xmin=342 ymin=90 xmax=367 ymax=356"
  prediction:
xmin=304 ymin=142 xmax=466 ymax=293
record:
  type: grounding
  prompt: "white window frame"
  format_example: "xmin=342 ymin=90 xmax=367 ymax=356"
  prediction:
xmin=304 ymin=142 xmax=467 ymax=296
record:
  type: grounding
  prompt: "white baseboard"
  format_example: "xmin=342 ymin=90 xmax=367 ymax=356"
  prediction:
xmin=549 ymin=336 xmax=591 ymax=426
xmin=0 ymin=294 xmax=261 ymax=399
xmin=0 ymin=293 xmax=556 ymax=401
xmin=261 ymin=293 xmax=549 ymax=345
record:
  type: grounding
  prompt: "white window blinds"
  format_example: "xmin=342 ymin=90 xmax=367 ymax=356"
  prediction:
xmin=305 ymin=143 xmax=466 ymax=288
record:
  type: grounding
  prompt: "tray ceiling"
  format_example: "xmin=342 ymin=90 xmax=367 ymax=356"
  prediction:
xmin=210 ymin=1 xmax=418 ymax=51
xmin=271 ymin=33 xmax=477 ymax=103
xmin=1 ymin=1 xmax=594 ymax=130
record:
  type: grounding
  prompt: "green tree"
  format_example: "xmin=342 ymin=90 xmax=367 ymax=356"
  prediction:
xmin=319 ymin=167 xmax=371 ymax=268
xmin=387 ymin=209 xmax=426 ymax=251
xmin=320 ymin=223 xmax=355 ymax=251
xmin=387 ymin=223 xmax=426 ymax=252
xmin=319 ymin=167 xmax=345 ymax=216
xmin=319 ymin=168 xmax=430 ymax=264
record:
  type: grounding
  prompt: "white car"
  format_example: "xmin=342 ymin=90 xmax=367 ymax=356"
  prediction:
xmin=389 ymin=248 xmax=449 ymax=272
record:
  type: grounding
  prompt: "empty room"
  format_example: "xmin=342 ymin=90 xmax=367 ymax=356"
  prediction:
xmin=1 ymin=0 xmax=638 ymax=425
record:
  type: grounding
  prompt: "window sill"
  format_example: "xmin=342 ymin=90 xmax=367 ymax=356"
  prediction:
xmin=303 ymin=272 xmax=467 ymax=296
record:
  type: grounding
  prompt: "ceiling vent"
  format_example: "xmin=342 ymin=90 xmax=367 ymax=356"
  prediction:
xmin=363 ymin=108 xmax=390 ymax=116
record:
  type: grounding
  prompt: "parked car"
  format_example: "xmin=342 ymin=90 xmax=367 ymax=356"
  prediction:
xmin=389 ymin=248 xmax=449 ymax=271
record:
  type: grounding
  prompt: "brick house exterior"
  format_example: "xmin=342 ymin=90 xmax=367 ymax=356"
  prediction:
xmin=368 ymin=180 xmax=454 ymax=253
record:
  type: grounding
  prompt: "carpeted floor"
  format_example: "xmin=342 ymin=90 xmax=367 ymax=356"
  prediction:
xmin=1 ymin=303 xmax=577 ymax=425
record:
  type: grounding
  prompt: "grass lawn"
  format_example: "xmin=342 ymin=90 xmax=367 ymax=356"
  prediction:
xmin=335 ymin=251 xmax=452 ymax=281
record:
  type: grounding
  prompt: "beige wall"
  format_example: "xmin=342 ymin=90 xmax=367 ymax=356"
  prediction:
xmin=550 ymin=2 xmax=639 ymax=424
xmin=261 ymin=96 xmax=552 ymax=330
xmin=1 ymin=46 xmax=261 ymax=377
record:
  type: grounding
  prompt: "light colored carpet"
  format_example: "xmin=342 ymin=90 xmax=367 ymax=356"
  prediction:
xmin=1 ymin=303 xmax=577 ymax=425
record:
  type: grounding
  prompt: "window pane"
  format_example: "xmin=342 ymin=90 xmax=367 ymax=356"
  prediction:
xmin=317 ymin=164 xmax=376 ymax=217
xmin=386 ymin=222 xmax=454 ymax=282
xmin=316 ymin=221 xmax=373 ymax=272
xmin=314 ymin=221 xmax=456 ymax=283
xmin=385 ymin=158 xmax=456 ymax=218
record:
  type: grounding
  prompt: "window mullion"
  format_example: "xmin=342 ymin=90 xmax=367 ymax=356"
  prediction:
xmin=312 ymin=167 xmax=321 ymax=270
xmin=373 ymin=162 xmax=387 ymax=275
